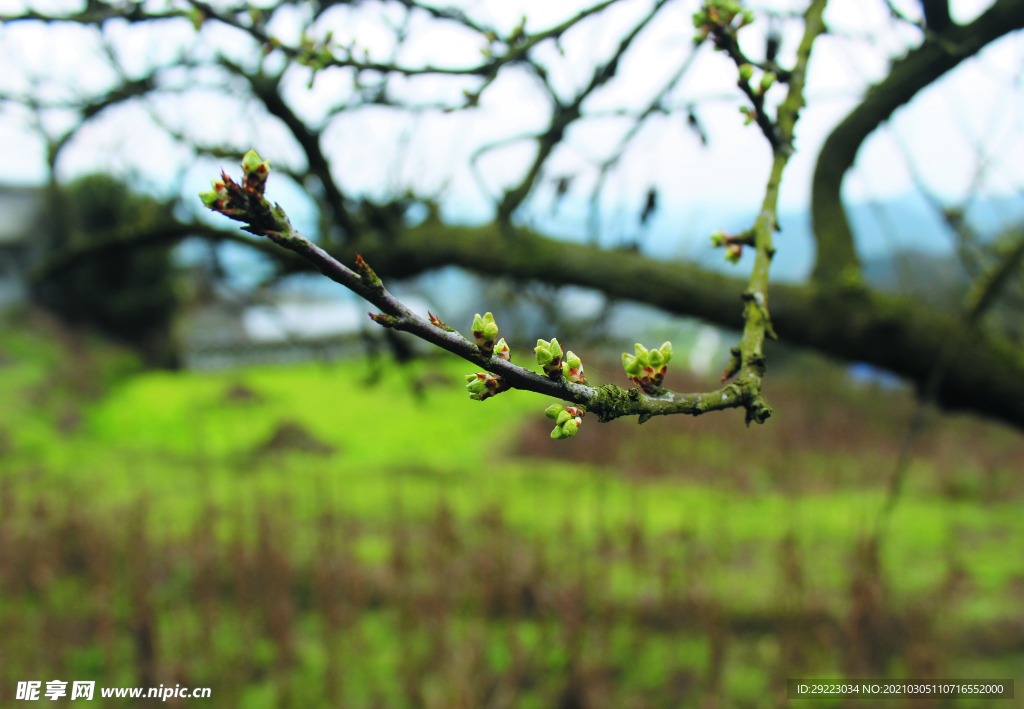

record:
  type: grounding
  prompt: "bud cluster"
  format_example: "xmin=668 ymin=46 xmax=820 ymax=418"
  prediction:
xmin=465 ymin=372 xmax=509 ymax=401
xmin=472 ymin=312 xmax=499 ymax=353
xmin=710 ymin=229 xmax=753 ymax=264
xmin=622 ymin=341 xmax=673 ymax=393
xmin=693 ymin=0 xmax=754 ymax=43
xmin=545 ymin=404 xmax=585 ymax=440
xmin=534 ymin=338 xmax=563 ymax=378
xmin=737 ymin=64 xmax=776 ymax=95
xmin=199 ymin=150 xmax=285 ymax=232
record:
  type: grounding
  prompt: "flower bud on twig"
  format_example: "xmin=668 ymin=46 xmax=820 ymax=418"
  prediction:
xmin=547 ymin=404 xmax=584 ymax=439
xmin=493 ymin=338 xmax=511 ymax=361
xmin=622 ymin=341 xmax=673 ymax=393
xmin=471 ymin=312 xmax=499 ymax=353
xmin=464 ymin=372 xmax=509 ymax=401
xmin=240 ymin=149 xmax=271 ymax=194
xmin=563 ymin=351 xmax=586 ymax=384
xmin=535 ymin=338 xmax=563 ymax=378
xmin=428 ymin=311 xmax=455 ymax=332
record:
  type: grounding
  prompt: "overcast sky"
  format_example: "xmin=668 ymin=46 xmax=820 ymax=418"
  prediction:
xmin=1 ymin=0 xmax=1021 ymax=235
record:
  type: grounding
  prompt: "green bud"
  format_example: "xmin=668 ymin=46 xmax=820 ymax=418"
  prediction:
xmin=467 ymin=379 xmax=488 ymax=395
xmin=545 ymin=404 xmax=565 ymax=420
xmin=659 ymin=342 xmax=673 ymax=363
xmin=648 ymin=349 xmax=664 ymax=369
xmin=556 ymin=410 xmax=571 ymax=426
xmin=493 ymin=338 xmax=510 ymax=361
xmin=561 ymin=419 xmax=579 ymax=438
xmin=563 ymin=350 xmax=586 ymax=384
xmin=535 ymin=338 xmax=563 ymax=375
xmin=738 ymin=64 xmax=753 ymax=82
xmin=550 ymin=426 xmax=566 ymax=440
xmin=241 ymin=149 xmax=265 ymax=174
xmin=622 ymin=353 xmax=642 ymax=377
xmin=633 ymin=343 xmax=650 ymax=367
xmin=759 ymin=71 xmax=776 ymax=93
xmin=741 ymin=9 xmax=755 ymax=25
xmin=472 ymin=312 xmax=499 ymax=352
xmin=199 ymin=190 xmax=219 ymax=207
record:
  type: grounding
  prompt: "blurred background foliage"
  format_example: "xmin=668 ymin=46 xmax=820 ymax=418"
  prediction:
xmin=30 ymin=175 xmax=180 ymax=367
xmin=1 ymin=309 xmax=1022 ymax=708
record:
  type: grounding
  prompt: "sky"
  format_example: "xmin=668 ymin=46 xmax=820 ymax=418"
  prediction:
xmin=1 ymin=0 xmax=1023 ymax=255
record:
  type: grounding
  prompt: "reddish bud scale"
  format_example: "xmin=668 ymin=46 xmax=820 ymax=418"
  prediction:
xmin=243 ymin=164 xmax=269 ymax=194
xmin=428 ymin=311 xmax=455 ymax=332
xmin=354 ymin=254 xmax=381 ymax=288
xmin=369 ymin=312 xmax=398 ymax=328
xmin=564 ymin=366 xmax=586 ymax=384
xmin=473 ymin=330 xmax=495 ymax=353
xmin=468 ymin=372 xmax=509 ymax=401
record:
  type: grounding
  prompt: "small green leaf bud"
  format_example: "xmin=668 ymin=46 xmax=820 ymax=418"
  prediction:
xmin=493 ymin=338 xmax=510 ymax=361
xmin=241 ymin=149 xmax=264 ymax=173
xmin=622 ymin=353 xmax=642 ymax=378
xmin=556 ymin=410 xmax=571 ymax=426
xmin=759 ymin=71 xmax=776 ymax=93
xmin=465 ymin=372 xmax=507 ymax=401
xmin=240 ymin=149 xmax=270 ymax=193
xmin=633 ymin=343 xmax=650 ymax=367
xmin=738 ymin=64 xmax=753 ymax=82
xmin=561 ymin=419 xmax=579 ymax=438
xmin=563 ymin=351 xmax=586 ymax=384
xmin=550 ymin=426 xmax=566 ymax=440
xmin=535 ymin=339 xmax=563 ymax=377
xmin=535 ymin=344 xmax=554 ymax=367
xmin=466 ymin=378 xmax=488 ymax=395
xmin=199 ymin=190 xmax=219 ymax=207
xmin=544 ymin=404 xmax=565 ymax=420
xmin=472 ymin=312 xmax=499 ymax=352
xmin=659 ymin=342 xmax=674 ymax=364
xmin=741 ymin=9 xmax=754 ymax=25
xmin=549 ymin=338 xmax=563 ymax=360
xmin=726 ymin=243 xmax=743 ymax=263
xmin=648 ymin=349 xmax=664 ymax=369
xmin=710 ymin=230 xmax=728 ymax=248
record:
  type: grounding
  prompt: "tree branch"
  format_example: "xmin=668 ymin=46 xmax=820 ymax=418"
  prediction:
xmin=810 ymin=0 xmax=1024 ymax=284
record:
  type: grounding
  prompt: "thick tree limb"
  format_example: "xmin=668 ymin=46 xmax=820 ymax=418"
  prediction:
xmin=34 ymin=208 xmax=1024 ymax=429
xmin=810 ymin=0 xmax=1024 ymax=284
xmin=342 ymin=220 xmax=1024 ymax=430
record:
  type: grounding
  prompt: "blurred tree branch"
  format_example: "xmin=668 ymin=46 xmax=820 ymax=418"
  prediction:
xmin=810 ymin=0 xmax=1024 ymax=284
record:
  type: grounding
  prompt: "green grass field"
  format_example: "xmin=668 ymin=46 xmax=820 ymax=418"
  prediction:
xmin=1 ymin=312 xmax=1022 ymax=708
